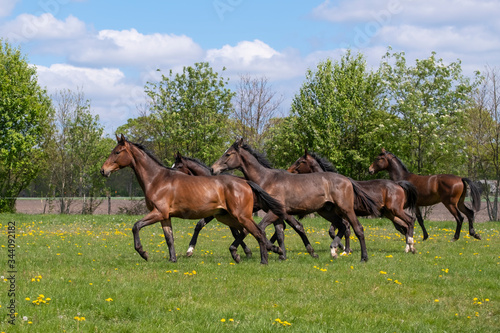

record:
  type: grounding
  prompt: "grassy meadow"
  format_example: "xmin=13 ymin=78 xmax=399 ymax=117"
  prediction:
xmin=0 ymin=213 xmax=499 ymax=332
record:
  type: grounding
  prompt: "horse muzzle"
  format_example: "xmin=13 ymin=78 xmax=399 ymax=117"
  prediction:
xmin=100 ymin=168 xmax=111 ymax=177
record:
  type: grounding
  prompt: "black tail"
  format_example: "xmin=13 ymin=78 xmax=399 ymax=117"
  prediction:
xmin=350 ymin=178 xmax=381 ymax=217
xmin=396 ymin=180 xmax=418 ymax=215
xmin=463 ymin=178 xmax=481 ymax=212
xmin=247 ymin=181 xmax=286 ymax=220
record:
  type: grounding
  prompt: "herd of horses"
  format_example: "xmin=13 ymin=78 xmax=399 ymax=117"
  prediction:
xmin=100 ymin=135 xmax=482 ymax=264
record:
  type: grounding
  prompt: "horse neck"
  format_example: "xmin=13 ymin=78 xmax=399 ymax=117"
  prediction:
xmin=308 ymin=158 xmax=325 ymax=173
xmin=187 ymin=161 xmax=211 ymax=176
xmin=238 ymin=149 xmax=269 ymax=183
xmin=387 ymin=156 xmax=410 ymax=181
xmin=129 ymin=145 xmax=169 ymax=195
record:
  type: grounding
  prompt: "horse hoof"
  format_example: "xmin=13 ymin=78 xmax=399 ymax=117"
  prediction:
xmin=451 ymin=238 xmax=459 ymax=242
xmin=233 ymin=254 xmax=241 ymax=263
xmin=473 ymin=234 xmax=482 ymax=240
xmin=169 ymin=257 xmax=177 ymax=263
xmin=279 ymin=255 xmax=286 ymax=261
xmin=186 ymin=251 xmax=193 ymax=257
xmin=311 ymin=253 xmax=319 ymax=259
xmin=244 ymin=249 xmax=252 ymax=258
xmin=141 ymin=252 xmax=149 ymax=261
xmin=423 ymin=235 xmax=429 ymax=241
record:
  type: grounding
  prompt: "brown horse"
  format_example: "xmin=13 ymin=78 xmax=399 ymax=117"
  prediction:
xmin=211 ymin=139 xmax=380 ymax=262
xmin=288 ymin=150 xmax=418 ymax=253
xmin=369 ymin=148 xmax=482 ymax=241
xmin=100 ymin=135 xmax=284 ymax=264
xmin=172 ymin=152 xmax=253 ymax=258
xmin=173 ymin=152 xmax=324 ymax=260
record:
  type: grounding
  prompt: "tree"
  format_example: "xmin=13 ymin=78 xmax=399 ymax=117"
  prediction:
xmin=44 ymin=89 xmax=110 ymax=214
xmin=284 ymin=51 xmax=385 ymax=178
xmin=231 ymin=74 xmax=283 ymax=151
xmin=466 ymin=66 xmax=500 ymax=221
xmin=0 ymin=40 xmax=53 ymax=212
xmin=144 ymin=62 xmax=235 ymax=165
xmin=378 ymin=49 xmax=475 ymax=175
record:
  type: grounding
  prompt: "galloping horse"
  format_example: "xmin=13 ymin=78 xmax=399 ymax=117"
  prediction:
xmin=172 ymin=152 xmax=252 ymax=258
xmin=369 ymin=148 xmax=482 ymax=241
xmin=173 ymin=152 xmax=319 ymax=260
xmin=100 ymin=135 xmax=284 ymax=264
xmin=211 ymin=139 xmax=380 ymax=262
xmin=288 ymin=150 xmax=418 ymax=253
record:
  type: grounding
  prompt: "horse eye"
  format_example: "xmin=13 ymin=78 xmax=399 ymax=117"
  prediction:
xmin=115 ymin=150 xmax=121 ymax=155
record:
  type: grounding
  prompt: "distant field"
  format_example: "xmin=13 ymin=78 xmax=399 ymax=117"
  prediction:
xmin=0 ymin=214 xmax=498 ymax=332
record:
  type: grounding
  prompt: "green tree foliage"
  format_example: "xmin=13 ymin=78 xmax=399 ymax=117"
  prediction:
xmin=466 ymin=66 xmax=500 ymax=220
xmin=378 ymin=49 xmax=475 ymax=175
xmin=271 ymin=51 xmax=385 ymax=177
xmin=144 ymin=62 xmax=235 ymax=164
xmin=0 ymin=40 xmax=53 ymax=212
xmin=44 ymin=89 xmax=111 ymax=214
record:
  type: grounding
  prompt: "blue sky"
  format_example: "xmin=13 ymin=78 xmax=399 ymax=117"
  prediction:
xmin=1 ymin=0 xmax=499 ymax=134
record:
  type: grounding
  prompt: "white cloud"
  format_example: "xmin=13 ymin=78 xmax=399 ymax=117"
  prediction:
xmin=0 ymin=0 xmax=19 ymax=17
xmin=0 ymin=13 xmax=86 ymax=42
xmin=206 ymin=40 xmax=305 ymax=80
xmin=312 ymin=0 xmax=500 ymax=26
xmin=35 ymin=64 xmax=144 ymax=131
xmin=68 ymin=28 xmax=204 ymax=68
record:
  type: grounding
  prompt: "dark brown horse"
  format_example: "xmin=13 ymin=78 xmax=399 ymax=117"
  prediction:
xmin=369 ymin=148 xmax=482 ymax=241
xmin=288 ymin=150 xmax=418 ymax=253
xmin=172 ymin=152 xmax=253 ymax=258
xmin=211 ymin=139 xmax=380 ymax=262
xmin=100 ymin=135 xmax=284 ymax=264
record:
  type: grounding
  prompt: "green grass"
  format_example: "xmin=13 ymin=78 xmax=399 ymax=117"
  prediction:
xmin=1 ymin=214 xmax=499 ymax=332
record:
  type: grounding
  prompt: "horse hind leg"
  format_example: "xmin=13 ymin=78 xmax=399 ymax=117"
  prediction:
xmin=458 ymin=199 xmax=481 ymax=240
xmin=415 ymin=207 xmax=429 ymax=241
xmin=444 ymin=204 xmax=465 ymax=241
xmin=161 ymin=219 xmax=177 ymax=262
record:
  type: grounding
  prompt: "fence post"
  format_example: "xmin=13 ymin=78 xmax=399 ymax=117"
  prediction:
xmin=108 ymin=195 xmax=111 ymax=215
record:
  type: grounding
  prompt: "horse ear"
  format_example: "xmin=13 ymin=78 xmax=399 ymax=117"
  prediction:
xmin=120 ymin=134 xmax=126 ymax=142
xmin=381 ymin=148 xmax=386 ymax=154
xmin=304 ymin=148 xmax=308 ymax=157
xmin=175 ymin=151 xmax=181 ymax=161
xmin=238 ymin=138 xmax=244 ymax=146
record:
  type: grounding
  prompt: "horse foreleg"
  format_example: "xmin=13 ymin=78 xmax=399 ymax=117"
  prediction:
xmin=229 ymin=227 xmax=252 ymax=258
xmin=259 ymin=213 xmax=286 ymax=260
xmin=343 ymin=212 xmax=368 ymax=262
xmin=160 ymin=219 xmax=177 ymax=262
xmin=415 ymin=207 xmax=429 ymax=240
xmin=186 ymin=216 xmax=214 ymax=257
xmin=132 ymin=210 xmax=163 ymax=261
xmin=285 ymin=215 xmax=318 ymax=258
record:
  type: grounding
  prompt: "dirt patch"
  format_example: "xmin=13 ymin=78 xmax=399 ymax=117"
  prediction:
xmin=14 ymin=198 xmax=492 ymax=222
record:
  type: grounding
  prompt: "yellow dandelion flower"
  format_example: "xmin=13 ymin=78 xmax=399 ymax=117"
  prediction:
xmin=221 ymin=318 xmax=226 ymax=322
xmin=434 ymin=299 xmax=439 ymax=303
xmin=379 ymin=271 xmax=387 ymax=274
xmin=105 ymin=298 xmax=113 ymax=302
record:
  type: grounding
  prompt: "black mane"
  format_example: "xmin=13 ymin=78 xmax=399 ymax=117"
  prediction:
xmin=385 ymin=151 xmax=410 ymax=173
xmin=309 ymin=152 xmax=337 ymax=173
xmin=182 ymin=156 xmax=211 ymax=172
xmin=233 ymin=141 xmax=273 ymax=169
xmin=129 ymin=141 xmax=172 ymax=170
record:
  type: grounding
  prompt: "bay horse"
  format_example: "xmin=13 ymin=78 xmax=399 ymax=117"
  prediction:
xmin=100 ymin=134 xmax=284 ymax=264
xmin=369 ymin=148 xmax=482 ymax=241
xmin=173 ymin=152 xmax=321 ymax=260
xmin=211 ymin=139 xmax=380 ymax=262
xmin=172 ymin=152 xmax=252 ymax=258
xmin=288 ymin=150 xmax=418 ymax=253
